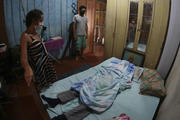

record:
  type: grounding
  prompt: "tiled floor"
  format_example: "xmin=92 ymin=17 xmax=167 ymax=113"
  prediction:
xmin=2 ymin=44 xmax=104 ymax=120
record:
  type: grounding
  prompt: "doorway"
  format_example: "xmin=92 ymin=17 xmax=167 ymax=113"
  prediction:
xmin=93 ymin=0 xmax=107 ymax=58
xmin=77 ymin=0 xmax=106 ymax=58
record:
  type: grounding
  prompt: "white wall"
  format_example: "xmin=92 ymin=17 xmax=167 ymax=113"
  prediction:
xmin=157 ymin=0 xmax=180 ymax=79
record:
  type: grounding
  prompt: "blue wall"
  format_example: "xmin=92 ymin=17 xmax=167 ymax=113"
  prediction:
xmin=3 ymin=0 xmax=77 ymax=54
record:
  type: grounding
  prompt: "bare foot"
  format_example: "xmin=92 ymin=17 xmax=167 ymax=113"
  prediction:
xmin=80 ymin=56 xmax=86 ymax=60
xmin=75 ymin=56 xmax=79 ymax=61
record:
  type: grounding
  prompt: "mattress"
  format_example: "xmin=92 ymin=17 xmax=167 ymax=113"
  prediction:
xmin=40 ymin=57 xmax=160 ymax=120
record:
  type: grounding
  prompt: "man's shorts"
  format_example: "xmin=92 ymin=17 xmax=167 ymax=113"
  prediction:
xmin=76 ymin=35 xmax=86 ymax=51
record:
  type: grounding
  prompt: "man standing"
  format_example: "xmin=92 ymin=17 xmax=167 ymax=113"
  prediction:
xmin=73 ymin=6 xmax=88 ymax=61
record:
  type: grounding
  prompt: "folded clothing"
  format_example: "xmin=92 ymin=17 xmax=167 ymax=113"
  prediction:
xmin=139 ymin=68 xmax=166 ymax=97
xmin=132 ymin=66 xmax=144 ymax=83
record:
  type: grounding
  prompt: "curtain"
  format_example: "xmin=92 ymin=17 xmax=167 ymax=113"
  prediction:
xmin=156 ymin=47 xmax=180 ymax=120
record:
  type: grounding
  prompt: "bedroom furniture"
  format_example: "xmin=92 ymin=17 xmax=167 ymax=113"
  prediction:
xmin=105 ymin=0 xmax=170 ymax=68
xmin=39 ymin=57 xmax=160 ymax=120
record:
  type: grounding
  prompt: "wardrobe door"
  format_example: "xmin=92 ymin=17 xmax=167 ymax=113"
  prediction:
xmin=120 ymin=0 xmax=170 ymax=68
xmin=137 ymin=1 xmax=154 ymax=53
xmin=104 ymin=0 xmax=170 ymax=68
xmin=144 ymin=0 xmax=170 ymax=68
xmin=125 ymin=0 xmax=154 ymax=54
xmin=126 ymin=1 xmax=140 ymax=51
xmin=113 ymin=0 xmax=129 ymax=58
xmin=104 ymin=0 xmax=117 ymax=58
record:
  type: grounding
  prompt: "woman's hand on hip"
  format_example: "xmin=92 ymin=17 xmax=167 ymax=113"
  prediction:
xmin=74 ymin=35 xmax=77 ymax=41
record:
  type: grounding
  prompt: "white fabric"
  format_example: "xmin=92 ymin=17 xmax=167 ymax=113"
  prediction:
xmin=132 ymin=66 xmax=144 ymax=83
xmin=73 ymin=14 xmax=88 ymax=36
xmin=156 ymin=48 xmax=180 ymax=120
xmin=40 ymin=57 xmax=160 ymax=120
xmin=157 ymin=0 xmax=180 ymax=79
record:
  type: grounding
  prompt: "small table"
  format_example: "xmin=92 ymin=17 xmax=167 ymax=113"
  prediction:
xmin=44 ymin=38 xmax=64 ymax=59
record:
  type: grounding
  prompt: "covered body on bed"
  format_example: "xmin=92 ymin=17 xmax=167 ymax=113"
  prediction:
xmin=71 ymin=60 xmax=135 ymax=113
xmin=40 ymin=57 xmax=160 ymax=120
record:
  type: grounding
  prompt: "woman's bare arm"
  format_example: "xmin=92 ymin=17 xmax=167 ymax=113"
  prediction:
xmin=20 ymin=33 xmax=30 ymax=70
xmin=20 ymin=33 xmax=33 ymax=86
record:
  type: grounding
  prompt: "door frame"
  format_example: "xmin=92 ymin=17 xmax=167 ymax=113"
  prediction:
xmin=0 ymin=0 xmax=8 ymax=46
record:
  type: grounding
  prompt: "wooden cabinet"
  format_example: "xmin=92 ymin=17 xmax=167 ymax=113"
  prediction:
xmin=105 ymin=0 xmax=170 ymax=68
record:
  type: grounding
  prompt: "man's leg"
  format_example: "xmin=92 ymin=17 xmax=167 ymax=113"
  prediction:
xmin=80 ymin=36 xmax=86 ymax=59
xmin=80 ymin=48 xmax=83 ymax=57
xmin=76 ymin=36 xmax=82 ymax=61
xmin=76 ymin=51 xmax=80 ymax=61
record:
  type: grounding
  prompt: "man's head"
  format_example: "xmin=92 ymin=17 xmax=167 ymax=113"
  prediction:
xmin=79 ymin=6 xmax=87 ymax=16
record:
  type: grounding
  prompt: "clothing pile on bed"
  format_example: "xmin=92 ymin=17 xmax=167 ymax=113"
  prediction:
xmin=70 ymin=58 xmax=166 ymax=113
xmin=40 ymin=57 xmax=162 ymax=120
xmin=71 ymin=59 xmax=135 ymax=113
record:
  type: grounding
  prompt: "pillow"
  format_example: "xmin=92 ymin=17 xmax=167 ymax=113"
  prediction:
xmin=139 ymin=68 xmax=166 ymax=97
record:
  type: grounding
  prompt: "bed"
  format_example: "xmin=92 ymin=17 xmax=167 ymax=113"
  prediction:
xmin=39 ymin=57 xmax=160 ymax=120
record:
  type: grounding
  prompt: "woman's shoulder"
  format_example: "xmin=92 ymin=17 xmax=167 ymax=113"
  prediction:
xmin=21 ymin=32 xmax=29 ymax=38
xmin=21 ymin=32 xmax=32 ymax=43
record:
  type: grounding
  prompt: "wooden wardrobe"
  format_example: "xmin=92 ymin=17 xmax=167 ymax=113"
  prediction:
xmin=104 ymin=0 xmax=170 ymax=68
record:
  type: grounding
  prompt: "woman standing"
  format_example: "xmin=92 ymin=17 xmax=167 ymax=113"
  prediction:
xmin=20 ymin=9 xmax=56 ymax=90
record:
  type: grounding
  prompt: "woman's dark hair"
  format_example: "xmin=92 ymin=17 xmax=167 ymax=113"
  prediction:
xmin=79 ymin=5 xmax=87 ymax=11
xmin=25 ymin=9 xmax=43 ymax=28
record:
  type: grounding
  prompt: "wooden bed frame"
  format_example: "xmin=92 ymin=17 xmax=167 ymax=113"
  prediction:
xmin=30 ymin=83 xmax=51 ymax=120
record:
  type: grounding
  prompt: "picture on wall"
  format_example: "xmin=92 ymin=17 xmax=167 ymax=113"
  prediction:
xmin=122 ymin=49 xmax=145 ymax=66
